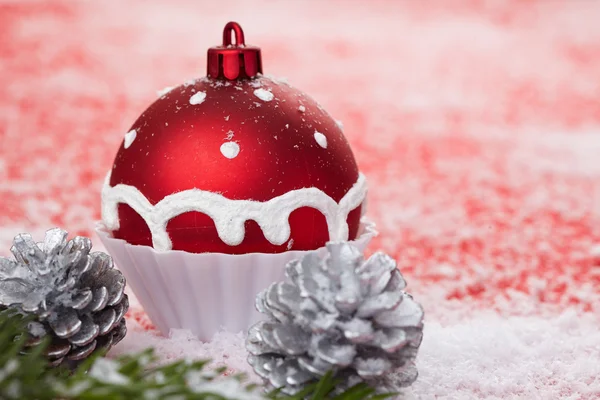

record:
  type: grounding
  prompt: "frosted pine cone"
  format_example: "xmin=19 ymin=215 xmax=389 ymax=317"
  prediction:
xmin=0 ymin=228 xmax=128 ymax=368
xmin=246 ymin=242 xmax=424 ymax=394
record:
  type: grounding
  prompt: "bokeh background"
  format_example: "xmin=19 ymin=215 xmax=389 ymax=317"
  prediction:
xmin=1 ymin=1 xmax=599 ymax=398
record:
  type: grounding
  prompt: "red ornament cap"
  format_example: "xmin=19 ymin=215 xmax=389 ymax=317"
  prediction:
xmin=207 ymin=22 xmax=262 ymax=80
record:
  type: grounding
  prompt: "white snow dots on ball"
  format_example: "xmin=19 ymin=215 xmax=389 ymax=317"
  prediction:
xmin=124 ymin=129 xmax=137 ymax=149
xmin=220 ymin=141 xmax=240 ymax=159
xmin=254 ymin=88 xmax=274 ymax=102
xmin=314 ymin=131 xmax=327 ymax=149
xmin=189 ymin=91 xmax=207 ymax=105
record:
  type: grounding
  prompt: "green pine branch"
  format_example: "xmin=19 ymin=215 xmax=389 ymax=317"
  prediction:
xmin=0 ymin=309 xmax=395 ymax=400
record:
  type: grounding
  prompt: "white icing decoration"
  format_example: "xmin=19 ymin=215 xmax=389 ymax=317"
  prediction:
xmin=220 ymin=142 xmax=240 ymax=159
xmin=101 ymin=172 xmax=367 ymax=252
xmin=156 ymin=86 xmax=174 ymax=97
xmin=254 ymin=88 xmax=274 ymax=102
xmin=189 ymin=91 xmax=207 ymax=105
xmin=314 ymin=131 xmax=327 ymax=149
xmin=298 ymin=105 xmax=306 ymax=113
xmin=124 ymin=129 xmax=137 ymax=149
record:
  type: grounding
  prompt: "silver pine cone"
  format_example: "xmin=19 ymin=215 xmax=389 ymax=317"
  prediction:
xmin=0 ymin=228 xmax=128 ymax=368
xmin=246 ymin=242 xmax=424 ymax=394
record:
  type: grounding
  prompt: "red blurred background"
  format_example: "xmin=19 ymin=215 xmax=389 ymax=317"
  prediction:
xmin=2 ymin=1 xmax=600 ymax=397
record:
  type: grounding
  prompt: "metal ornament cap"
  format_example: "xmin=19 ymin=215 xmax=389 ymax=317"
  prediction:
xmin=207 ymin=22 xmax=262 ymax=80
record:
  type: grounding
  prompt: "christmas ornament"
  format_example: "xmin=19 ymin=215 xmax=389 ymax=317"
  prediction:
xmin=101 ymin=21 xmax=367 ymax=254
xmin=97 ymin=22 xmax=376 ymax=339
xmin=0 ymin=228 xmax=128 ymax=368
xmin=246 ymin=242 xmax=424 ymax=394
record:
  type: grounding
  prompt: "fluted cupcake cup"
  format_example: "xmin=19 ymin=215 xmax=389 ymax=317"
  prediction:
xmin=96 ymin=220 xmax=377 ymax=340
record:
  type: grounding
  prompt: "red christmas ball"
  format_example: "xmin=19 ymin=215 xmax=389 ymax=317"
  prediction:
xmin=102 ymin=23 xmax=365 ymax=254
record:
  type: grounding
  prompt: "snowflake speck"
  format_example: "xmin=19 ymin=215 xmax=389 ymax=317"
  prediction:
xmin=156 ymin=86 xmax=174 ymax=97
xmin=254 ymin=88 xmax=274 ymax=102
xmin=189 ymin=91 xmax=207 ymax=105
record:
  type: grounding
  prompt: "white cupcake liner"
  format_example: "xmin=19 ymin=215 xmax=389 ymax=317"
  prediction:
xmin=95 ymin=220 xmax=377 ymax=340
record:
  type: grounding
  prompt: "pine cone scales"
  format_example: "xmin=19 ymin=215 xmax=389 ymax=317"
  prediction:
xmin=247 ymin=243 xmax=424 ymax=394
xmin=0 ymin=228 xmax=128 ymax=367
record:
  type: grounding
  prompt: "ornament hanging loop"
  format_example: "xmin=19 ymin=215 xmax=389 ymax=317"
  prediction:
xmin=207 ymin=21 xmax=262 ymax=80
xmin=223 ymin=22 xmax=245 ymax=47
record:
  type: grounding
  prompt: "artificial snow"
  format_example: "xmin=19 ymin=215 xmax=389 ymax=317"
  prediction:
xmin=253 ymin=88 xmax=274 ymax=102
xmin=113 ymin=301 xmax=600 ymax=399
xmin=111 ymin=318 xmax=256 ymax=379
xmin=220 ymin=141 xmax=240 ymax=159
xmin=89 ymin=358 xmax=131 ymax=385
xmin=298 ymin=105 xmax=306 ymax=113
xmin=314 ymin=130 xmax=328 ymax=149
xmin=589 ymin=243 xmax=600 ymax=262
xmin=4 ymin=2 xmax=600 ymax=398
xmin=266 ymin=75 xmax=290 ymax=86
xmin=156 ymin=86 xmax=174 ymax=97
xmin=123 ymin=129 xmax=137 ymax=149
xmin=186 ymin=373 xmax=264 ymax=399
xmin=189 ymin=91 xmax=207 ymax=105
